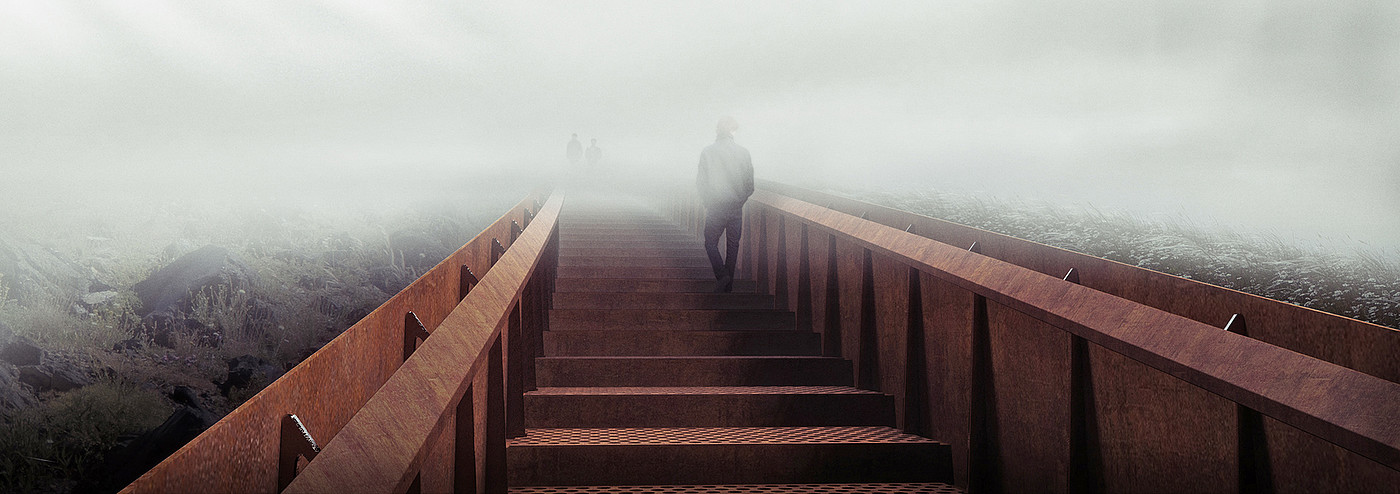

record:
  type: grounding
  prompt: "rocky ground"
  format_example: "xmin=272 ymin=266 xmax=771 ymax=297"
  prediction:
xmin=0 ymin=177 xmax=530 ymax=493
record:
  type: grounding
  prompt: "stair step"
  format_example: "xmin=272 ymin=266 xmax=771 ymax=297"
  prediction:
xmin=560 ymin=240 xmax=704 ymax=251
xmin=542 ymin=330 xmax=819 ymax=356
xmin=559 ymin=256 xmax=712 ymax=268
xmin=558 ymin=266 xmax=717 ymax=279
xmin=555 ymin=278 xmax=758 ymax=294
xmin=552 ymin=292 xmax=773 ymax=310
xmin=525 ymin=386 xmax=894 ymax=428
xmin=550 ymin=309 xmax=795 ymax=330
xmin=511 ymin=483 xmax=963 ymax=493
xmin=562 ymin=227 xmax=692 ymax=235
xmin=562 ymin=232 xmax=697 ymax=242
xmin=507 ymin=426 xmax=953 ymax=486
xmin=560 ymin=247 xmax=707 ymax=258
xmin=535 ymin=356 xmax=851 ymax=386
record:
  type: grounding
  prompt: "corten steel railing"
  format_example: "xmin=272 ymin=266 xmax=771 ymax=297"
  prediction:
xmin=120 ymin=189 xmax=556 ymax=493
xmin=760 ymin=180 xmax=1400 ymax=386
xmin=706 ymin=184 xmax=1400 ymax=493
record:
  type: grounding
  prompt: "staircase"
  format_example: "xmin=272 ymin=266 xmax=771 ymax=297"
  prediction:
xmin=507 ymin=196 xmax=958 ymax=492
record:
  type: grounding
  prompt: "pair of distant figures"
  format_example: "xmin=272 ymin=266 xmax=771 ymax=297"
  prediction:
xmin=566 ymin=117 xmax=753 ymax=292
xmin=566 ymin=134 xmax=602 ymax=167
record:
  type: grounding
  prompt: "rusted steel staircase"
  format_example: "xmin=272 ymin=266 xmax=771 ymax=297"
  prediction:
xmin=507 ymin=196 xmax=957 ymax=491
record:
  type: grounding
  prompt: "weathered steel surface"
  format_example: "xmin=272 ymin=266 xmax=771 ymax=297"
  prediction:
xmin=746 ymin=189 xmax=1400 ymax=492
xmin=119 ymin=191 xmax=547 ymax=494
xmin=282 ymin=192 xmax=562 ymax=493
xmin=759 ymin=180 xmax=1400 ymax=385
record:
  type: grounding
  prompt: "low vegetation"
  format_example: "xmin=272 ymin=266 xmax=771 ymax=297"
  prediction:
xmin=836 ymin=185 xmax=1400 ymax=330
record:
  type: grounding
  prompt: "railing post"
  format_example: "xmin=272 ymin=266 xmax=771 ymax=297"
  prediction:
xmin=1064 ymin=268 xmax=1103 ymax=494
xmin=490 ymin=239 xmax=505 ymax=267
xmin=774 ymin=215 xmax=789 ymax=310
xmin=822 ymin=234 xmax=842 ymax=358
xmin=969 ymin=292 xmax=1000 ymax=493
xmin=756 ymin=208 xmax=769 ymax=294
xmin=403 ymin=311 xmax=430 ymax=363
xmin=454 ymin=384 xmax=476 ymax=493
xmin=857 ymin=248 xmax=878 ymax=390
xmin=507 ymin=301 xmax=526 ymax=438
xmin=795 ymin=223 xmax=813 ymax=332
xmin=1227 ymin=314 xmax=1274 ymax=494
xmin=460 ymin=265 xmax=479 ymax=302
xmin=277 ymin=414 xmax=320 ymax=492
xmin=485 ymin=337 xmax=507 ymax=493
xmin=903 ymin=266 xmax=929 ymax=436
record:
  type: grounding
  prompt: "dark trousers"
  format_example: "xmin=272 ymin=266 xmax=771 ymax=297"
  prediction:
xmin=703 ymin=210 xmax=743 ymax=286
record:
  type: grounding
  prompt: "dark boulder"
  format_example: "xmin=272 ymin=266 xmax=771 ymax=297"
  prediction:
xmin=0 ymin=320 xmax=12 ymax=345
xmin=219 ymin=354 xmax=283 ymax=395
xmin=0 ymin=364 xmax=37 ymax=409
xmin=74 ymin=405 xmax=218 ymax=494
xmin=0 ymin=234 xmax=87 ymax=305
xmin=0 ymin=336 xmax=42 ymax=366
xmin=17 ymin=358 xmax=93 ymax=393
xmin=133 ymin=245 xmax=259 ymax=318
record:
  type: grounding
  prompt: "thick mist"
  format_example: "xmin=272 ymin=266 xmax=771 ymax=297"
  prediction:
xmin=3 ymin=1 xmax=1398 ymax=250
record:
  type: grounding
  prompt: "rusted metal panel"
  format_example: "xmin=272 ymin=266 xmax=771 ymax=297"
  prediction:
xmin=750 ymin=190 xmax=1400 ymax=484
xmin=284 ymin=192 xmax=561 ymax=493
xmin=918 ymin=272 xmax=976 ymax=489
xmin=759 ymin=181 xmax=1400 ymax=385
xmin=119 ymin=191 xmax=549 ymax=494
xmin=985 ymin=301 xmax=1072 ymax=493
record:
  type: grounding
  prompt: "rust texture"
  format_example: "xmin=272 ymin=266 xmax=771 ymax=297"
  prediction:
xmin=283 ymin=192 xmax=561 ymax=493
xmin=744 ymin=188 xmax=1400 ymax=493
xmin=119 ymin=190 xmax=552 ymax=494
xmin=760 ymin=180 xmax=1400 ymax=386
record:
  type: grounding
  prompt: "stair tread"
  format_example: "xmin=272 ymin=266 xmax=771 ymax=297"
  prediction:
xmin=528 ymin=386 xmax=881 ymax=396
xmin=509 ymin=426 xmax=938 ymax=447
xmin=511 ymin=483 xmax=962 ymax=493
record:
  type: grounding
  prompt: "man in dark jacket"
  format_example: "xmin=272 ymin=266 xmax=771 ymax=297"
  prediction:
xmin=567 ymin=134 xmax=583 ymax=166
xmin=696 ymin=116 xmax=754 ymax=292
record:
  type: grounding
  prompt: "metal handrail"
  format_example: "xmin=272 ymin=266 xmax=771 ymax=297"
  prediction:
xmin=119 ymin=190 xmax=551 ymax=493
xmin=284 ymin=191 xmax=562 ymax=493
xmin=744 ymin=189 xmax=1400 ymax=490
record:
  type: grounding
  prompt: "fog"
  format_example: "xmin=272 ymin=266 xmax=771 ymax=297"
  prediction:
xmin=3 ymin=1 xmax=1398 ymax=250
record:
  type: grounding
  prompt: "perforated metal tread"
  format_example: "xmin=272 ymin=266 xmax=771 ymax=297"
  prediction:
xmin=509 ymin=426 xmax=936 ymax=446
xmin=528 ymin=386 xmax=881 ymax=396
xmin=510 ymin=484 xmax=963 ymax=493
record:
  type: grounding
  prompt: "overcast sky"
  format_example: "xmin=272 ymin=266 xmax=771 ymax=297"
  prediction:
xmin=3 ymin=1 xmax=1398 ymax=250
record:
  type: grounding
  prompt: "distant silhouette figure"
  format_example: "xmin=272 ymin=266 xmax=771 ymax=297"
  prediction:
xmin=696 ymin=116 xmax=753 ymax=292
xmin=586 ymin=139 xmax=602 ymax=167
xmin=567 ymin=134 xmax=583 ymax=166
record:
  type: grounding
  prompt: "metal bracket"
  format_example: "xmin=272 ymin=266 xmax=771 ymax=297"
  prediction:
xmin=968 ymin=241 xmax=979 ymax=253
xmin=403 ymin=311 xmax=430 ymax=361
xmin=524 ymin=208 xmax=534 ymax=228
xmin=905 ymin=224 xmax=915 ymax=233
xmin=490 ymin=238 xmax=506 ymax=266
xmin=860 ymin=211 xmax=870 ymax=220
xmin=277 ymin=414 xmax=320 ymax=491
xmin=1063 ymin=268 xmax=1080 ymax=284
xmin=459 ymin=265 xmax=479 ymax=302
xmin=510 ymin=220 xmax=522 ymax=243
xmin=1224 ymin=313 xmax=1248 ymax=336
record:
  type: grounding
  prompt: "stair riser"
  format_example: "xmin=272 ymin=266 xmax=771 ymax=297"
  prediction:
xmin=557 ymin=266 xmax=716 ymax=280
xmin=562 ymin=233 xmax=697 ymax=242
xmin=555 ymin=278 xmax=758 ymax=293
xmin=552 ymin=293 xmax=773 ymax=310
xmin=524 ymin=393 xmax=895 ymax=428
xmin=550 ymin=309 xmax=796 ymax=331
xmin=508 ymin=443 xmax=953 ymax=485
xmin=560 ymin=248 xmax=706 ymax=258
xmin=542 ymin=331 xmax=819 ymax=356
xmin=559 ymin=257 xmax=712 ymax=268
xmin=535 ymin=358 xmax=852 ymax=386
xmin=559 ymin=240 xmax=704 ymax=251
xmin=562 ymin=228 xmax=691 ymax=236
